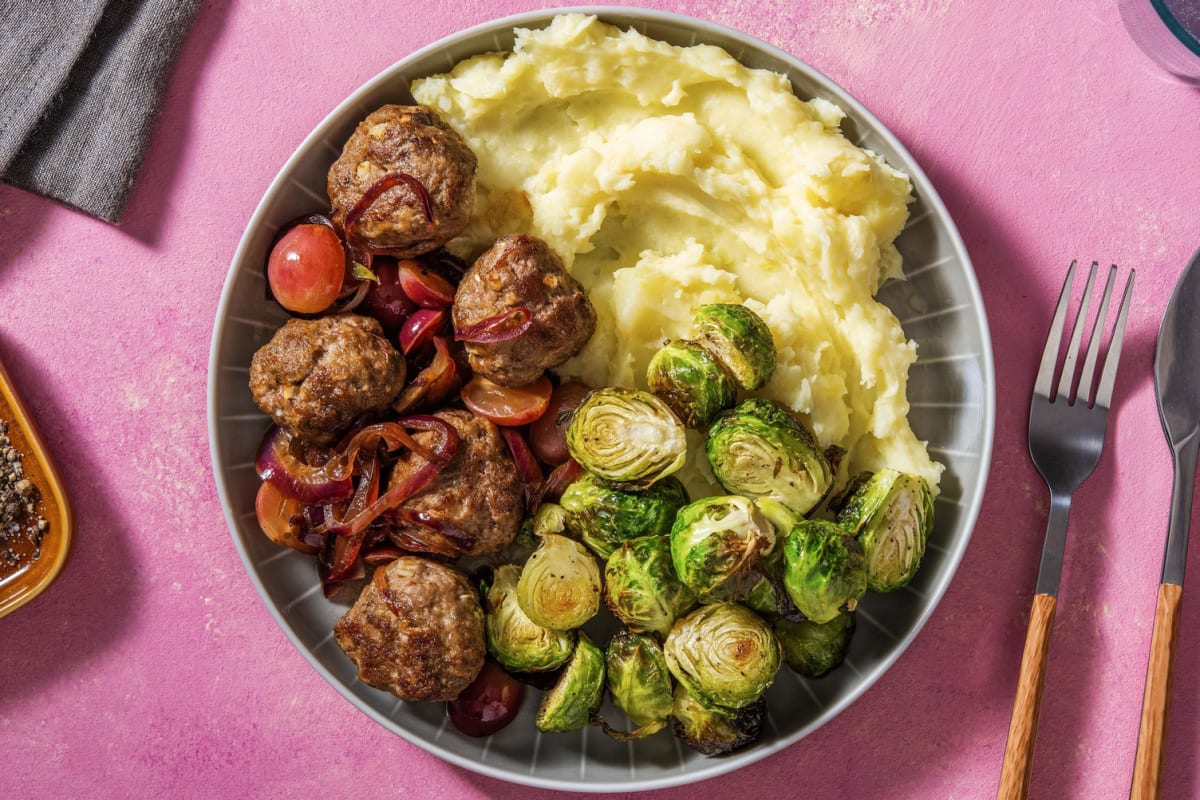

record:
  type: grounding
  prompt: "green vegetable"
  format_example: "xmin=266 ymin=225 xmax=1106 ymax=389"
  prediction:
xmin=670 ymin=684 xmax=764 ymax=756
xmin=560 ymin=473 xmax=689 ymax=560
xmin=517 ymin=533 xmax=602 ymax=630
xmin=604 ymin=630 xmax=675 ymax=738
xmin=536 ymin=632 xmax=606 ymax=732
xmin=604 ymin=535 xmax=697 ymax=638
xmin=693 ymin=303 xmax=776 ymax=391
xmin=782 ymin=519 xmax=867 ymax=624
xmin=706 ymin=399 xmax=833 ymax=516
xmin=663 ymin=603 xmax=781 ymax=711
xmin=836 ymin=468 xmax=933 ymax=592
xmin=565 ymin=387 xmax=687 ymax=489
xmin=483 ymin=565 xmax=575 ymax=673
xmin=646 ymin=339 xmax=737 ymax=428
xmin=669 ymin=495 xmax=776 ymax=604
xmin=773 ymin=611 xmax=855 ymax=678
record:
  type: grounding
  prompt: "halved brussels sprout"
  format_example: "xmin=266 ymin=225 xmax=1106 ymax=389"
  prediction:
xmin=782 ymin=519 xmax=867 ymax=624
xmin=773 ymin=611 xmax=855 ymax=678
xmin=565 ymin=387 xmax=687 ymax=489
xmin=483 ymin=564 xmax=575 ymax=673
xmin=836 ymin=468 xmax=933 ymax=592
xmin=532 ymin=502 xmax=569 ymax=538
xmin=664 ymin=603 xmax=781 ymax=711
xmin=670 ymin=684 xmax=764 ymax=756
xmin=670 ymin=495 xmax=775 ymax=604
xmin=706 ymin=399 xmax=833 ymax=516
xmin=646 ymin=339 xmax=737 ymax=428
xmin=536 ymin=632 xmax=606 ymax=732
xmin=604 ymin=630 xmax=674 ymax=738
xmin=560 ymin=473 xmax=689 ymax=560
xmin=693 ymin=303 xmax=776 ymax=391
xmin=517 ymin=533 xmax=602 ymax=631
xmin=604 ymin=535 xmax=697 ymax=638
xmin=754 ymin=497 xmax=801 ymax=577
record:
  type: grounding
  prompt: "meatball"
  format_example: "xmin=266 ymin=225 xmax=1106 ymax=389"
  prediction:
xmin=334 ymin=557 xmax=485 ymax=702
xmin=453 ymin=234 xmax=596 ymax=387
xmin=387 ymin=409 xmax=522 ymax=557
xmin=249 ymin=314 xmax=405 ymax=446
xmin=327 ymin=104 xmax=477 ymax=258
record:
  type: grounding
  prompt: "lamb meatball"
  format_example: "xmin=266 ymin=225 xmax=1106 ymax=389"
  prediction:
xmin=453 ymin=235 xmax=596 ymax=387
xmin=387 ymin=409 xmax=522 ymax=557
xmin=334 ymin=557 xmax=485 ymax=702
xmin=327 ymin=104 xmax=477 ymax=257
xmin=249 ymin=314 xmax=405 ymax=446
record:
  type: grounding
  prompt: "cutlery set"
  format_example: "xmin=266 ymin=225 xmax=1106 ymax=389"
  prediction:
xmin=998 ymin=252 xmax=1200 ymax=799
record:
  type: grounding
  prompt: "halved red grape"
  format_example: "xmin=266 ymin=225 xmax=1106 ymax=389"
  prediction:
xmin=267 ymin=223 xmax=346 ymax=314
xmin=529 ymin=381 xmax=591 ymax=465
xmin=461 ymin=375 xmax=552 ymax=426
xmin=255 ymin=481 xmax=316 ymax=553
xmin=361 ymin=259 xmax=417 ymax=332
xmin=398 ymin=260 xmax=455 ymax=309
xmin=447 ymin=659 xmax=525 ymax=737
xmin=398 ymin=309 xmax=447 ymax=356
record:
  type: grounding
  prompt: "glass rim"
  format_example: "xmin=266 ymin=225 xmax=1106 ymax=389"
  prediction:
xmin=1152 ymin=0 xmax=1200 ymax=57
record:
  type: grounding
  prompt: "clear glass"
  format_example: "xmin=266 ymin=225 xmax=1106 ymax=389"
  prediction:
xmin=1121 ymin=0 xmax=1200 ymax=83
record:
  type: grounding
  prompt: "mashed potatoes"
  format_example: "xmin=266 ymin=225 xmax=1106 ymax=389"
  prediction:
xmin=413 ymin=14 xmax=941 ymax=496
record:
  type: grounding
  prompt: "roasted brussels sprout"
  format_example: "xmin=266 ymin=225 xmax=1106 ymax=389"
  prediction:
xmin=754 ymin=497 xmax=801 ymax=577
xmin=670 ymin=495 xmax=776 ymax=604
xmin=706 ymin=399 xmax=833 ymax=516
xmin=671 ymin=684 xmax=764 ymax=756
xmin=532 ymin=502 xmax=569 ymax=538
xmin=664 ymin=603 xmax=781 ymax=711
xmin=646 ymin=339 xmax=737 ymax=428
xmin=604 ymin=630 xmax=674 ymax=738
xmin=565 ymin=387 xmax=687 ymax=489
xmin=536 ymin=632 xmax=606 ymax=732
xmin=604 ymin=536 xmax=697 ymax=638
xmin=836 ymin=468 xmax=933 ymax=592
xmin=560 ymin=473 xmax=689 ymax=560
xmin=483 ymin=564 xmax=576 ymax=672
xmin=517 ymin=533 xmax=602 ymax=630
xmin=773 ymin=611 xmax=855 ymax=678
xmin=782 ymin=519 xmax=867 ymax=624
xmin=693 ymin=303 xmax=776 ymax=391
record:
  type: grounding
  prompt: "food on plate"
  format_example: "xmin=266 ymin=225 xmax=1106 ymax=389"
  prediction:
xmin=773 ymin=611 xmax=856 ymax=678
xmin=782 ymin=519 xmax=868 ymax=624
xmin=483 ymin=563 xmax=576 ymax=672
xmin=333 ymin=556 xmax=484 ymax=701
xmin=663 ymin=602 xmax=782 ymax=711
xmin=564 ymin=386 xmax=687 ymax=489
xmin=516 ymin=532 xmax=602 ymax=631
xmin=559 ymin=472 xmax=689 ymax=560
xmin=604 ymin=535 xmax=698 ymax=638
xmin=670 ymin=683 xmax=765 ymax=756
xmin=669 ymin=495 xmax=778 ymax=612
xmin=327 ymin=104 xmax=476 ymax=258
xmin=452 ymin=234 xmax=597 ymax=387
xmin=645 ymin=339 xmax=736 ymax=429
xmin=535 ymin=632 xmax=606 ymax=733
xmin=603 ymin=630 xmax=674 ymax=738
xmin=835 ymin=468 xmax=933 ymax=592
xmin=383 ymin=408 xmax=522 ymax=557
xmin=249 ymin=314 xmax=405 ymax=445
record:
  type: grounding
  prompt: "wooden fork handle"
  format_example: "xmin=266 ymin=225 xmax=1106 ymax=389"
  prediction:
xmin=998 ymin=593 xmax=1057 ymax=800
xmin=1130 ymin=583 xmax=1184 ymax=800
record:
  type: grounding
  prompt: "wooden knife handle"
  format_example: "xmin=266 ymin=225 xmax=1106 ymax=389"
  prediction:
xmin=998 ymin=593 xmax=1057 ymax=800
xmin=1130 ymin=583 xmax=1184 ymax=800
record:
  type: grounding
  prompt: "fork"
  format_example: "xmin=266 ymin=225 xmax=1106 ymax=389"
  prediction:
xmin=997 ymin=260 xmax=1135 ymax=800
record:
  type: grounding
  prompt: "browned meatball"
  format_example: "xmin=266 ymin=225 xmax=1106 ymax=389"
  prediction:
xmin=452 ymin=235 xmax=596 ymax=387
xmin=386 ymin=409 xmax=522 ymax=557
xmin=334 ymin=557 xmax=484 ymax=702
xmin=249 ymin=314 xmax=405 ymax=446
xmin=327 ymin=105 xmax=476 ymax=258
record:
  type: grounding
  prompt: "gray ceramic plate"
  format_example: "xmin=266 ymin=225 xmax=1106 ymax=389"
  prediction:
xmin=208 ymin=7 xmax=995 ymax=792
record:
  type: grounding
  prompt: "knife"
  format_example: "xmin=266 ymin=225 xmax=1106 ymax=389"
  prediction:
xmin=1130 ymin=246 xmax=1200 ymax=799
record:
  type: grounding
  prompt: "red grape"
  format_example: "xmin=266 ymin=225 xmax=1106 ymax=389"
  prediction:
xmin=461 ymin=375 xmax=552 ymax=426
xmin=447 ymin=659 xmax=525 ymax=737
xmin=267 ymin=224 xmax=346 ymax=314
xmin=529 ymin=382 xmax=590 ymax=465
xmin=361 ymin=259 xmax=417 ymax=332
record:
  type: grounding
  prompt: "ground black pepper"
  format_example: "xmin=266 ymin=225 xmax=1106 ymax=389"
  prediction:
xmin=0 ymin=419 xmax=47 ymax=573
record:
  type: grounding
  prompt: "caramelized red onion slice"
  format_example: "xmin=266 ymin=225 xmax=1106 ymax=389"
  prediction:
xmin=500 ymin=427 xmax=543 ymax=510
xmin=255 ymin=426 xmax=355 ymax=504
xmin=454 ymin=307 xmax=533 ymax=344
xmin=392 ymin=336 xmax=460 ymax=414
xmin=390 ymin=507 xmax=477 ymax=556
xmin=343 ymin=172 xmax=434 ymax=247
xmin=319 ymin=458 xmax=380 ymax=585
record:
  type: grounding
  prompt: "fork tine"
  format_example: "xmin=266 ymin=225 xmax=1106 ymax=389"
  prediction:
xmin=1057 ymin=261 xmax=1099 ymax=402
xmin=1095 ymin=269 xmax=1135 ymax=409
xmin=1078 ymin=265 xmax=1118 ymax=405
xmin=1034 ymin=260 xmax=1078 ymax=398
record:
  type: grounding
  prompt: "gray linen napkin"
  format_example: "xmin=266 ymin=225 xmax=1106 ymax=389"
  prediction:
xmin=0 ymin=0 xmax=202 ymax=223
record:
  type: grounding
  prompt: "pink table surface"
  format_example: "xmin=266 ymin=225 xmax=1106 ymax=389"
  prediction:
xmin=3 ymin=1 xmax=1200 ymax=797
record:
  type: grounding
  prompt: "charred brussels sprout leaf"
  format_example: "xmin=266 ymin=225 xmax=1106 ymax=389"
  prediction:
xmin=565 ymin=387 xmax=687 ymax=489
xmin=517 ymin=534 xmax=602 ymax=630
xmin=535 ymin=632 xmax=606 ymax=733
xmin=560 ymin=473 xmax=689 ymax=560
xmin=773 ymin=611 xmax=855 ymax=678
xmin=693 ymin=303 xmax=776 ymax=391
xmin=646 ymin=339 xmax=737 ymax=428
xmin=706 ymin=399 xmax=833 ymax=516
xmin=671 ymin=684 xmax=765 ymax=756
xmin=782 ymin=519 xmax=867 ymax=623
xmin=603 ymin=630 xmax=675 ymax=738
xmin=664 ymin=603 xmax=781 ymax=711
xmin=604 ymin=535 xmax=697 ymax=638
xmin=483 ymin=564 xmax=575 ymax=672
xmin=836 ymin=468 xmax=933 ymax=592
xmin=669 ymin=495 xmax=776 ymax=605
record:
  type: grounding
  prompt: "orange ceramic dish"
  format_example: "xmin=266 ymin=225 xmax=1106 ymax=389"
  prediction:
xmin=0 ymin=356 xmax=72 ymax=617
